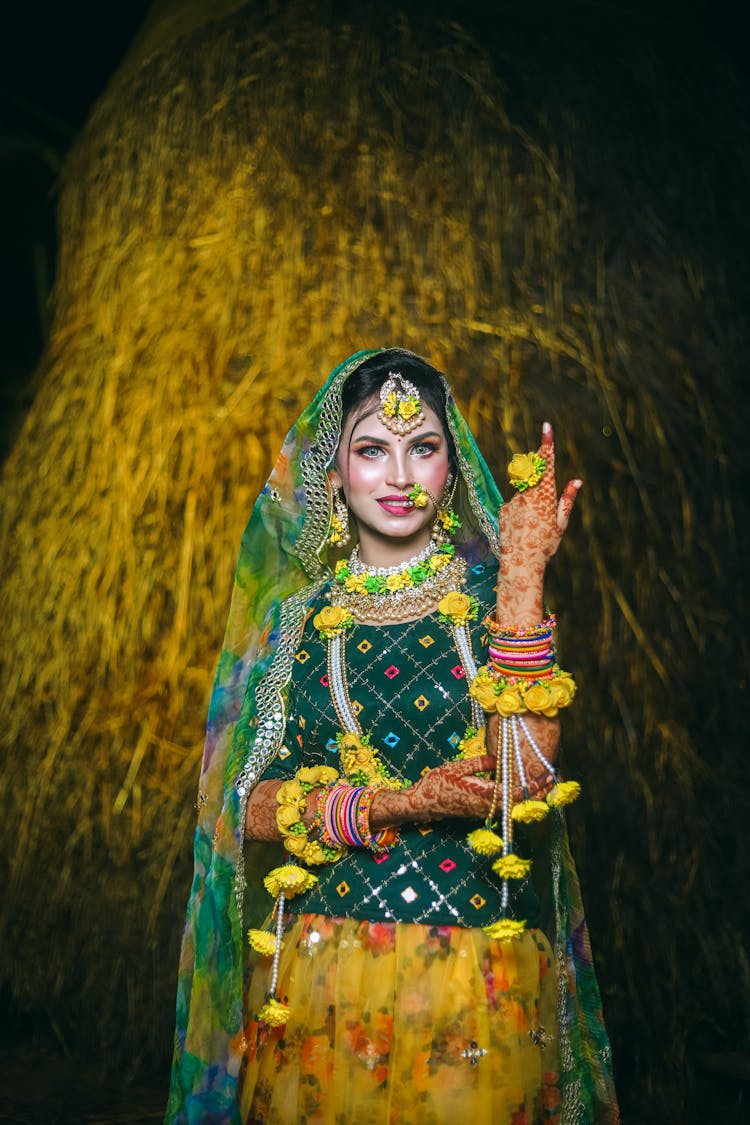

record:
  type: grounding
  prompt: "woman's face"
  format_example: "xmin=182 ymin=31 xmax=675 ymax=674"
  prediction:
xmin=332 ymin=398 xmax=451 ymax=566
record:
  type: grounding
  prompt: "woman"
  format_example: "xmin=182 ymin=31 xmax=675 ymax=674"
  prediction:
xmin=165 ymin=348 xmax=618 ymax=1124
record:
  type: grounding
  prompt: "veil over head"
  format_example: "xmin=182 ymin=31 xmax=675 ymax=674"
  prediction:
xmin=166 ymin=348 xmax=615 ymax=1123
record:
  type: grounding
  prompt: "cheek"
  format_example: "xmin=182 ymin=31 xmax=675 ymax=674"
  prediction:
xmin=342 ymin=457 xmax=383 ymax=500
xmin=416 ymin=452 xmax=450 ymax=494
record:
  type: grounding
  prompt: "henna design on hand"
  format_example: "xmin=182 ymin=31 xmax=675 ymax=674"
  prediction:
xmin=498 ymin=422 xmax=580 ymax=625
xmin=244 ymin=779 xmax=321 ymax=840
xmin=405 ymin=755 xmax=498 ymax=821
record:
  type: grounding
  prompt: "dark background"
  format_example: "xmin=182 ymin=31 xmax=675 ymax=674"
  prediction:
xmin=1 ymin=2 xmax=152 ymax=457
xmin=1 ymin=1 xmax=746 ymax=459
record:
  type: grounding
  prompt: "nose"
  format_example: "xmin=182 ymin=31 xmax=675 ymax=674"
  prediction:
xmin=385 ymin=447 xmax=413 ymax=490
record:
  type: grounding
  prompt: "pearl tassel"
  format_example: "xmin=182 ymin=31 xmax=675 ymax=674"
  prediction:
xmin=269 ymin=890 xmax=286 ymax=998
xmin=501 ymin=716 xmax=512 ymax=910
xmin=511 ymin=717 xmax=529 ymax=792
xmin=516 ymin=714 xmax=555 ymax=774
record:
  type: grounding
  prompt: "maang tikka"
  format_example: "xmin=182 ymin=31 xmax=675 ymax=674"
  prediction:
xmin=377 ymin=372 xmax=426 ymax=435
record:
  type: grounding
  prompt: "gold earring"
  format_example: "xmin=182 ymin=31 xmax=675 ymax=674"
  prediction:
xmin=328 ymin=484 xmax=351 ymax=546
xmin=431 ymin=474 xmax=460 ymax=544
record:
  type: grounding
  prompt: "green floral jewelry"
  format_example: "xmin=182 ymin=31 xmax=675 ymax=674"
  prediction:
xmin=507 ymin=451 xmax=546 ymax=491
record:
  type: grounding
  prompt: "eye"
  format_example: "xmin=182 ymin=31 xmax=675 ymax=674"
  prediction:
xmin=355 ymin=444 xmax=385 ymax=459
xmin=410 ymin=441 xmax=438 ymax=457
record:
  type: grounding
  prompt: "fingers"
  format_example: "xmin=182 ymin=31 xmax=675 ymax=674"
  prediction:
xmin=449 ymin=754 xmax=497 ymax=776
xmin=556 ymin=479 xmax=581 ymax=531
xmin=534 ymin=422 xmax=558 ymax=509
xmin=539 ymin=421 xmax=555 ymax=478
xmin=524 ymin=771 xmax=555 ymax=800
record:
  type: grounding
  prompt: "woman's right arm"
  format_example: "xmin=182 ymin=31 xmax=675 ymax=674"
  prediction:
xmin=244 ymin=780 xmax=285 ymax=839
xmin=245 ymin=757 xmax=500 ymax=840
xmin=244 ymin=779 xmax=320 ymax=840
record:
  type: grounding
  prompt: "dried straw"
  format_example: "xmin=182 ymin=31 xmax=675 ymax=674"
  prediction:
xmin=0 ymin=2 xmax=747 ymax=1115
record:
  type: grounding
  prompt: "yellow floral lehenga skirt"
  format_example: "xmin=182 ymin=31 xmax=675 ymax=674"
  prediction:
xmin=240 ymin=914 xmax=561 ymax=1125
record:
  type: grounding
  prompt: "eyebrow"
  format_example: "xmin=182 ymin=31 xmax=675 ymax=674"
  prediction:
xmin=351 ymin=431 xmax=443 ymax=443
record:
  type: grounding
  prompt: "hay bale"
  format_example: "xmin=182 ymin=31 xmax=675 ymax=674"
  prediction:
xmin=0 ymin=1 xmax=747 ymax=1114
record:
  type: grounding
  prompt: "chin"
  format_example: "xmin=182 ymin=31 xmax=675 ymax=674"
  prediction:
xmin=372 ymin=516 xmax=428 ymax=538
xmin=368 ymin=524 xmax=432 ymax=550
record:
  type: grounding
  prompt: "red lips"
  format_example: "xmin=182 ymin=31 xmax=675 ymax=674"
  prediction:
xmin=376 ymin=496 xmax=415 ymax=515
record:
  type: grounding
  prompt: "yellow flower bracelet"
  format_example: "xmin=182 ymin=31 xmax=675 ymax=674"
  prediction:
xmin=469 ymin=665 xmax=576 ymax=718
xmin=275 ymin=767 xmax=345 ymax=865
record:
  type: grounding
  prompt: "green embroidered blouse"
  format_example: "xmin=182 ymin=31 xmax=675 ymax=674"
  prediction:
xmin=262 ymin=562 xmax=540 ymax=930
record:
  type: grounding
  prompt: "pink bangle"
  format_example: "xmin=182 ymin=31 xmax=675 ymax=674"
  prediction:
xmin=489 ymin=649 xmax=552 ymax=664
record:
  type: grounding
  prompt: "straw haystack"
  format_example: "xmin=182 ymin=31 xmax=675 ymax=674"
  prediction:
xmin=1 ymin=1 xmax=747 ymax=1114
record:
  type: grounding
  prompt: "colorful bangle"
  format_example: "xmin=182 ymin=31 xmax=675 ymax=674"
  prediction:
xmin=319 ymin=783 xmax=357 ymax=849
xmin=319 ymin=783 xmax=399 ymax=853
xmin=488 ymin=635 xmax=552 ymax=653
xmin=355 ymin=784 xmax=399 ymax=854
xmin=487 ymin=621 xmax=557 ymax=681
xmin=488 ymin=645 xmax=553 ymax=662
xmin=484 ymin=613 xmax=557 ymax=639
xmin=488 ymin=657 xmax=555 ymax=671
xmin=488 ymin=660 xmax=557 ymax=681
xmin=489 ymin=660 xmax=553 ymax=672
xmin=311 ymin=779 xmax=336 ymax=842
xmin=489 ymin=640 xmax=555 ymax=661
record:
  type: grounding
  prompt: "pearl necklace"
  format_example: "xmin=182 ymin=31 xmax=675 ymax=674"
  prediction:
xmin=331 ymin=545 xmax=468 ymax=624
xmin=346 ymin=542 xmax=434 ymax=577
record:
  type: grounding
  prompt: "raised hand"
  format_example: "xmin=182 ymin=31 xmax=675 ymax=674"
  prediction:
xmin=497 ymin=421 xmax=580 ymax=627
xmin=501 ymin=421 xmax=580 ymax=561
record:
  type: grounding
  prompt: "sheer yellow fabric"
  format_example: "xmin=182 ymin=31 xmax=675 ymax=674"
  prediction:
xmin=240 ymin=914 xmax=561 ymax=1125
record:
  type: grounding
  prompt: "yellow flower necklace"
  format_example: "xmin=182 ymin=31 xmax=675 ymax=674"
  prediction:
xmin=330 ymin=542 xmax=467 ymax=624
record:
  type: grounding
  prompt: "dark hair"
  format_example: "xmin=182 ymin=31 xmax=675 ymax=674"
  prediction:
xmin=340 ymin=349 xmax=456 ymax=468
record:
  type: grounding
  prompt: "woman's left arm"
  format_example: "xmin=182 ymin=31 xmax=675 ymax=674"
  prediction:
xmin=491 ymin=421 xmax=581 ymax=790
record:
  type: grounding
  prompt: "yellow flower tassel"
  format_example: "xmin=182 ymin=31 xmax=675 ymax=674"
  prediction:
xmin=492 ymin=853 xmax=533 ymax=879
xmin=263 ymin=864 xmax=318 ymax=898
xmin=257 ymin=998 xmax=291 ymax=1027
xmin=547 ymin=780 xmax=581 ymax=807
xmin=483 ymin=918 xmax=527 ymax=943
xmin=466 ymin=827 xmax=504 ymax=856
xmin=247 ymin=929 xmax=279 ymax=956
xmin=512 ymin=799 xmax=550 ymax=823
